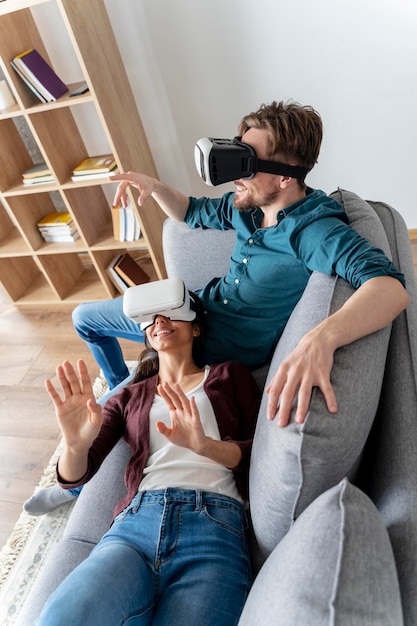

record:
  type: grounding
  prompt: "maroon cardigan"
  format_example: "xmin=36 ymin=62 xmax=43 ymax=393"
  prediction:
xmin=58 ymin=361 xmax=261 ymax=518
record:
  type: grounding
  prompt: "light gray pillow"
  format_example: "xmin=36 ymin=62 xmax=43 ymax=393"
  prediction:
xmin=249 ymin=189 xmax=394 ymax=564
xmin=240 ymin=480 xmax=403 ymax=626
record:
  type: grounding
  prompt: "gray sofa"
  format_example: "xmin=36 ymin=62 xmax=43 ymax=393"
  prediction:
xmin=17 ymin=189 xmax=417 ymax=625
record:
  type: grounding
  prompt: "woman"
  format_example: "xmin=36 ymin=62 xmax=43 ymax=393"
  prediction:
xmin=37 ymin=291 xmax=261 ymax=626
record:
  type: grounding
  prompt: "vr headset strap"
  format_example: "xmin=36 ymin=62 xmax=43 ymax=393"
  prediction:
xmin=256 ymin=159 xmax=309 ymax=180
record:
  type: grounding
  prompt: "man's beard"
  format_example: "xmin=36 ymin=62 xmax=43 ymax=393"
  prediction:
xmin=233 ymin=188 xmax=280 ymax=211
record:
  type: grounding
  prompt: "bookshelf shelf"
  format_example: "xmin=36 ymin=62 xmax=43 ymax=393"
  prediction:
xmin=0 ymin=0 xmax=166 ymax=306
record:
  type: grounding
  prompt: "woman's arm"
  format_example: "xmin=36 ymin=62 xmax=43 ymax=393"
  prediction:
xmin=156 ymin=382 xmax=242 ymax=469
xmin=44 ymin=359 xmax=103 ymax=482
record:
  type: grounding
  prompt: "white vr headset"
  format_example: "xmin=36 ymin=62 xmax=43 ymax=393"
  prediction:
xmin=123 ymin=277 xmax=197 ymax=331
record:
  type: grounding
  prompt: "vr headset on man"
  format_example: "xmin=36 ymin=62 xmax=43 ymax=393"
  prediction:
xmin=123 ymin=135 xmax=310 ymax=324
xmin=194 ymin=136 xmax=310 ymax=186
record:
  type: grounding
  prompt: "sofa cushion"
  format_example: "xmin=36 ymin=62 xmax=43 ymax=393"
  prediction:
xmin=249 ymin=189 xmax=394 ymax=564
xmin=239 ymin=479 xmax=403 ymax=626
xmin=162 ymin=218 xmax=235 ymax=291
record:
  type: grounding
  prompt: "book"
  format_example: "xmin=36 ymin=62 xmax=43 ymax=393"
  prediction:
xmin=22 ymin=162 xmax=55 ymax=185
xmin=71 ymin=166 xmax=118 ymax=183
xmin=23 ymin=175 xmax=55 ymax=186
xmin=107 ymin=255 xmax=129 ymax=294
xmin=72 ymin=154 xmax=117 ymax=176
xmin=23 ymin=162 xmax=51 ymax=179
xmin=113 ymin=252 xmax=150 ymax=288
xmin=38 ymin=222 xmax=77 ymax=235
xmin=10 ymin=59 xmax=48 ymax=103
xmin=111 ymin=201 xmax=141 ymax=242
xmin=111 ymin=204 xmax=125 ymax=242
xmin=12 ymin=49 xmax=68 ymax=101
xmin=40 ymin=231 xmax=80 ymax=243
xmin=37 ymin=211 xmax=78 ymax=243
xmin=124 ymin=202 xmax=141 ymax=242
xmin=37 ymin=211 xmax=73 ymax=228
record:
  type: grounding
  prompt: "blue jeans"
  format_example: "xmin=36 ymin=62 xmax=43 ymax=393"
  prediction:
xmin=72 ymin=298 xmax=144 ymax=389
xmin=37 ymin=489 xmax=252 ymax=626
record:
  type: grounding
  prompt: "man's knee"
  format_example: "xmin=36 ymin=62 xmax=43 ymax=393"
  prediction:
xmin=72 ymin=302 xmax=93 ymax=336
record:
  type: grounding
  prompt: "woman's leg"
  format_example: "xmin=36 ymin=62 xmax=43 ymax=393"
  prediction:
xmin=37 ymin=540 xmax=155 ymax=626
xmin=23 ymin=485 xmax=81 ymax=516
xmin=152 ymin=490 xmax=253 ymax=626
xmin=37 ymin=494 xmax=159 ymax=626
xmin=38 ymin=489 xmax=252 ymax=626
xmin=72 ymin=298 xmax=144 ymax=388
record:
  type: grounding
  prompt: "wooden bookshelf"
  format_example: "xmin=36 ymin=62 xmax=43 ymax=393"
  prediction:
xmin=0 ymin=0 xmax=166 ymax=306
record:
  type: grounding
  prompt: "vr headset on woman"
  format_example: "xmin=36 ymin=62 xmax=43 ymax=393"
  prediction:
xmin=123 ymin=277 xmax=197 ymax=330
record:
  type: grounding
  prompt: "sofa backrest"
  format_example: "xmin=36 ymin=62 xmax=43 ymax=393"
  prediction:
xmin=163 ymin=219 xmax=235 ymax=290
xmin=162 ymin=189 xmax=417 ymax=623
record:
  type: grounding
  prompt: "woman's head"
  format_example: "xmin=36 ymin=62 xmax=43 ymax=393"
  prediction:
xmin=131 ymin=290 xmax=205 ymax=383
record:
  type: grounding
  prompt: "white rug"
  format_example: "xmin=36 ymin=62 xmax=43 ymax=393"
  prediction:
xmin=0 ymin=442 xmax=76 ymax=625
xmin=0 ymin=365 xmax=125 ymax=625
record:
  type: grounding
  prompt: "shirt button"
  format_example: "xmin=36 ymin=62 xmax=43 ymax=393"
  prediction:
xmin=235 ymin=278 xmax=240 ymax=284
xmin=242 ymin=258 xmax=248 ymax=264
xmin=223 ymin=299 xmax=228 ymax=305
xmin=248 ymin=238 xmax=254 ymax=244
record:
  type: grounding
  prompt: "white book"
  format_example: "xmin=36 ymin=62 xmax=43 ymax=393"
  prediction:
xmin=106 ymin=255 xmax=129 ymax=293
xmin=71 ymin=167 xmax=118 ymax=183
xmin=124 ymin=200 xmax=141 ymax=241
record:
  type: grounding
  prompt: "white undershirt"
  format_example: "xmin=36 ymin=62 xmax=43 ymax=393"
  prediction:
xmin=139 ymin=365 xmax=243 ymax=503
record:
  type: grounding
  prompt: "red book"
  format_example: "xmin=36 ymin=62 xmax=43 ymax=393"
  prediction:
xmin=13 ymin=49 xmax=68 ymax=101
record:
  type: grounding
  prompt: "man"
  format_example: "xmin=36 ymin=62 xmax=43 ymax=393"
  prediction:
xmin=74 ymin=100 xmax=409 ymax=428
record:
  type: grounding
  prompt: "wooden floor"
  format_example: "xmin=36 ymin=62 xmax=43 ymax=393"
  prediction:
xmin=0 ymin=240 xmax=416 ymax=550
xmin=0 ymin=289 xmax=141 ymax=549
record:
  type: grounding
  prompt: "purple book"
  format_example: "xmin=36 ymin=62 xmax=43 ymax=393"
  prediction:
xmin=15 ymin=49 xmax=68 ymax=100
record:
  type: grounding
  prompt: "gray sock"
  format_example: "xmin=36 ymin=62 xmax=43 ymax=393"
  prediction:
xmin=23 ymin=485 xmax=77 ymax=516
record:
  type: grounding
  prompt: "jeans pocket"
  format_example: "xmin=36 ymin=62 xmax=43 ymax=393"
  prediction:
xmin=113 ymin=493 xmax=141 ymax=524
xmin=201 ymin=504 xmax=245 ymax=538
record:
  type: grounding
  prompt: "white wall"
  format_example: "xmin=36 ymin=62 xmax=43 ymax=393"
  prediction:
xmin=35 ymin=0 xmax=417 ymax=227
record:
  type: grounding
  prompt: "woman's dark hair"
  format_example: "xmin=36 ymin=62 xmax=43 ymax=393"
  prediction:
xmin=130 ymin=290 xmax=205 ymax=384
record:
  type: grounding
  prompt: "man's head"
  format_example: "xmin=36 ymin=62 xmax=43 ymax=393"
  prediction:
xmin=237 ymin=100 xmax=323 ymax=188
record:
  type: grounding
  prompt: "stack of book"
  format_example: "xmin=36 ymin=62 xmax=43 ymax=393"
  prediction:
xmin=111 ymin=200 xmax=141 ymax=242
xmin=71 ymin=154 xmax=118 ymax=182
xmin=11 ymin=48 xmax=68 ymax=103
xmin=22 ymin=162 xmax=55 ymax=186
xmin=107 ymin=252 xmax=150 ymax=293
xmin=37 ymin=211 xmax=79 ymax=243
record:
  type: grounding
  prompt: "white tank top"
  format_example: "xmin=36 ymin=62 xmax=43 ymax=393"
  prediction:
xmin=139 ymin=366 xmax=243 ymax=502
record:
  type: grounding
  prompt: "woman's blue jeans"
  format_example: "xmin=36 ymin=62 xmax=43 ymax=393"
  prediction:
xmin=37 ymin=489 xmax=252 ymax=626
xmin=72 ymin=298 xmax=144 ymax=389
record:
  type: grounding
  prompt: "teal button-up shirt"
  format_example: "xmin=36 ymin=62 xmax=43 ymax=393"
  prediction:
xmin=185 ymin=188 xmax=405 ymax=368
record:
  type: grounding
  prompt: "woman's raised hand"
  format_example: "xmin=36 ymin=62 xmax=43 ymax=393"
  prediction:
xmin=44 ymin=359 xmax=102 ymax=450
xmin=156 ymin=382 xmax=208 ymax=454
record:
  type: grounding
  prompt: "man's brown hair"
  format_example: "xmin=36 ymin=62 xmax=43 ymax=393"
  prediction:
xmin=238 ymin=100 xmax=323 ymax=185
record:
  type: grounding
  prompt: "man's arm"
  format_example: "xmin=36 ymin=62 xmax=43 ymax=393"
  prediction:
xmin=266 ymin=275 xmax=410 ymax=427
xmin=110 ymin=171 xmax=189 ymax=221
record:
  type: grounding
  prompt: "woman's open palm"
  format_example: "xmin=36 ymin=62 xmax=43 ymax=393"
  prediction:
xmin=156 ymin=382 xmax=208 ymax=455
xmin=45 ymin=359 xmax=102 ymax=448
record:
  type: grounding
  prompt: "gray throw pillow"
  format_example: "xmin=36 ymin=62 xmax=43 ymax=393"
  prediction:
xmin=249 ymin=189 xmax=394 ymax=564
xmin=239 ymin=480 xmax=403 ymax=626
